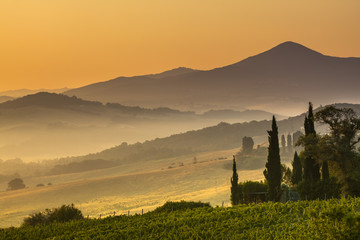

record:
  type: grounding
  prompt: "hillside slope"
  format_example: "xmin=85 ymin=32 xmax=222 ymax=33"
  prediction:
xmin=0 ymin=92 xmax=282 ymax=161
xmin=0 ymin=148 xmax=265 ymax=227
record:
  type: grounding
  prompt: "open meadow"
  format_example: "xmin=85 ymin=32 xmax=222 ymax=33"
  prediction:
xmin=0 ymin=148 xmax=264 ymax=227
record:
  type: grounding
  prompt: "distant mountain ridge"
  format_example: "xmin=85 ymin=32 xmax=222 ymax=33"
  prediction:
xmin=64 ymin=41 xmax=360 ymax=115
xmin=0 ymin=88 xmax=70 ymax=98
xmin=146 ymin=67 xmax=199 ymax=79
xmin=0 ymin=92 xmax=283 ymax=120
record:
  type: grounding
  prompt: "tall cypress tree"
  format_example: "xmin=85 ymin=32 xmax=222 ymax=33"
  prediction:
xmin=281 ymin=134 xmax=286 ymax=153
xmin=291 ymin=151 xmax=302 ymax=186
xmin=264 ymin=116 xmax=282 ymax=202
xmin=303 ymin=102 xmax=320 ymax=182
xmin=230 ymin=156 xmax=240 ymax=205
xmin=287 ymin=134 xmax=292 ymax=152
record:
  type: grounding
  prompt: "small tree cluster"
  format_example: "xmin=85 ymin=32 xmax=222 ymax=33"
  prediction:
xmin=7 ymin=178 xmax=25 ymax=191
xmin=295 ymin=103 xmax=344 ymax=199
xmin=242 ymin=136 xmax=254 ymax=154
xmin=315 ymin=105 xmax=360 ymax=195
xmin=22 ymin=204 xmax=84 ymax=227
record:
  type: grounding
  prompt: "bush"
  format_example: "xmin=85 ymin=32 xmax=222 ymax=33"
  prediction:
xmin=238 ymin=181 xmax=268 ymax=203
xmin=297 ymin=177 xmax=341 ymax=200
xmin=22 ymin=204 xmax=83 ymax=227
xmin=152 ymin=201 xmax=211 ymax=213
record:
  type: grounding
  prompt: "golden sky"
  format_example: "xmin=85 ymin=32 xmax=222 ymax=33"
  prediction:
xmin=1 ymin=0 xmax=359 ymax=91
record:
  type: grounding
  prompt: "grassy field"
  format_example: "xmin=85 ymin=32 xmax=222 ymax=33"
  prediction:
xmin=0 ymin=148 xmax=265 ymax=227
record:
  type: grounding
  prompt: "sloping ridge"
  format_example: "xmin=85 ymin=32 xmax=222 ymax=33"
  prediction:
xmin=0 ymin=92 xmax=102 ymax=109
xmin=64 ymin=42 xmax=360 ymax=111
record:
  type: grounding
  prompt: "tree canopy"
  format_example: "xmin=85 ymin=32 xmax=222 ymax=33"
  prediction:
xmin=7 ymin=178 xmax=25 ymax=191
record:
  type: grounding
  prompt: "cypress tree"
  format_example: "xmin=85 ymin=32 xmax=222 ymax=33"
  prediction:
xmin=287 ymin=134 xmax=292 ymax=152
xmin=263 ymin=116 xmax=282 ymax=202
xmin=291 ymin=151 xmax=302 ymax=186
xmin=303 ymin=102 xmax=320 ymax=182
xmin=281 ymin=134 xmax=286 ymax=153
xmin=230 ymin=156 xmax=240 ymax=205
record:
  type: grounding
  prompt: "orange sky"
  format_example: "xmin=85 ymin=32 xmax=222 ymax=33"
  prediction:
xmin=1 ymin=0 xmax=359 ymax=91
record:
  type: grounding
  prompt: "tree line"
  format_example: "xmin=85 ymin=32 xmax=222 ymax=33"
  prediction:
xmin=231 ymin=102 xmax=360 ymax=204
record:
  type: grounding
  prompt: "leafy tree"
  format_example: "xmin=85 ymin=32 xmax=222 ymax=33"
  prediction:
xmin=291 ymin=151 xmax=302 ymax=186
xmin=263 ymin=116 xmax=282 ymax=202
xmin=230 ymin=156 xmax=240 ymax=205
xmin=242 ymin=136 xmax=254 ymax=154
xmin=315 ymin=105 xmax=360 ymax=195
xmin=292 ymin=131 xmax=303 ymax=147
xmin=7 ymin=178 xmax=25 ymax=191
xmin=281 ymin=164 xmax=292 ymax=186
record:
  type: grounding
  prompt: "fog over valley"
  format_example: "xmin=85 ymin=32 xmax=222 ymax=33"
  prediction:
xmin=1 ymin=41 xmax=360 ymax=230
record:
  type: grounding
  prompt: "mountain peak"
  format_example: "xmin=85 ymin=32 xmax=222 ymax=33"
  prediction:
xmin=265 ymin=41 xmax=323 ymax=57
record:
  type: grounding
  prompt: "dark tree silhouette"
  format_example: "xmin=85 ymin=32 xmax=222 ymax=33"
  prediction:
xmin=7 ymin=178 xmax=25 ymax=191
xmin=230 ymin=156 xmax=240 ymax=205
xmin=281 ymin=134 xmax=286 ymax=152
xmin=292 ymin=131 xmax=303 ymax=146
xmin=291 ymin=151 xmax=302 ymax=186
xmin=322 ymin=160 xmax=329 ymax=180
xmin=263 ymin=116 xmax=282 ymax=202
xmin=303 ymin=102 xmax=320 ymax=182
xmin=315 ymin=105 xmax=360 ymax=195
xmin=242 ymin=136 xmax=254 ymax=154
xmin=22 ymin=204 xmax=83 ymax=227
xmin=287 ymin=134 xmax=292 ymax=152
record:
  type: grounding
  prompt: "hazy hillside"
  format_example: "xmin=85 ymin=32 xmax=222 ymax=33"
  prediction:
xmin=0 ymin=93 xmax=282 ymax=161
xmin=1 ymin=103 xmax=359 ymax=227
xmin=0 ymin=88 xmax=70 ymax=98
xmin=55 ymin=102 xmax=360 ymax=171
xmin=64 ymin=41 xmax=360 ymax=115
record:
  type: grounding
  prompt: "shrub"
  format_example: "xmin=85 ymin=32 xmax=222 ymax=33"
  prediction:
xmin=297 ymin=177 xmax=341 ymax=200
xmin=152 ymin=201 xmax=211 ymax=213
xmin=22 ymin=204 xmax=83 ymax=227
xmin=239 ymin=181 xmax=268 ymax=203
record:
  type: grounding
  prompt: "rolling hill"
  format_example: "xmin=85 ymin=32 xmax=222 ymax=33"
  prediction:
xmin=0 ymin=92 xmax=283 ymax=161
xmin=1 ymin=101 xmax=359 ymax=227
xmin=64 ymin=41 xmax=360 ymax=115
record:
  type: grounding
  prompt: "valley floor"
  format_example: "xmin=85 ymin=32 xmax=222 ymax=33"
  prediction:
xmin=0 ymin=148 xmax=264 ymax=227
